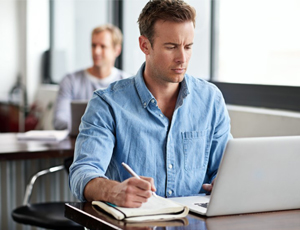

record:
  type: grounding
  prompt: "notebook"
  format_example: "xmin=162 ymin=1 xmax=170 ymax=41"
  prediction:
xmin=169 ymin=135 xmax=300 ymax=217
xmin=92 ymin=195 xmax=189 ymax=222
xmin=69 ymin=100 xmax=88 ymax=136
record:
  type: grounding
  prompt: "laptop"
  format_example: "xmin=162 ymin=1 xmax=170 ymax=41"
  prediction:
xmin=69 ymin=100 xmax=88 ymax=136
xmin=169 ymin=136 xmax=300 ymax=216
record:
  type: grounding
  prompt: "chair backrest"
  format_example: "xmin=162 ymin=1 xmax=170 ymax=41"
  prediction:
xmin=64 ymin=156 xmax=74 ymax=174
xmin=12 ymin=156 xmax=84 ymax=230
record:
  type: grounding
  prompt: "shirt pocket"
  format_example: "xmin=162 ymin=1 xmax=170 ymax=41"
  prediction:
xmin=181 ymin=129 xmax=211 ymax=170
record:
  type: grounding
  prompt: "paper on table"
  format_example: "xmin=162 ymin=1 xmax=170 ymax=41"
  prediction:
xmin=17 ymin=130 xmax=69 ymax=142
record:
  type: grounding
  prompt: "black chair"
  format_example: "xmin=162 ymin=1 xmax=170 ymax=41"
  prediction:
xmin=11 ymin=157 xmax=84 ymax=230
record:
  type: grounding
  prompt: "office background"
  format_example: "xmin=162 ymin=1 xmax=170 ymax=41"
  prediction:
xmin=1 ymin=0 xmax=300 ymax=229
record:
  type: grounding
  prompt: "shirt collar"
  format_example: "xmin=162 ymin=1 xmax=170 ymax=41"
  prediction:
xmin=135 ymin=63 xmax=155 ymax=108
xmin=177 ymin=76 xmax=190 ymax=108
xmin=134 ymin=62 xmax=190 ymax=109
xmin=84 ymin=67 xmax=118 ymax=83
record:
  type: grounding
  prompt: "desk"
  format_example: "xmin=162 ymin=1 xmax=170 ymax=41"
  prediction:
xmin=0 ymin=133 xmax=76 ymax=161
xmin=65 ymin=202 xmax=300 ymax=230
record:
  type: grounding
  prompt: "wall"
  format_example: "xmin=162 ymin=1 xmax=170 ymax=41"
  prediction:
xmin=0 ymin=0 xmax=49 ymax=105
xmin=26 ymin=0 xmax=50 ymax=104
xmin=228 ymin=105 xmax=300 ymax=138
xmin=0 ymin=0 xmax=23 ymax=101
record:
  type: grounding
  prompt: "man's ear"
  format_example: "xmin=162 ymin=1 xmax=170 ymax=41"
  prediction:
xmin=114 ymin=44 xmax=122 ymax=57
xmin=139 ymin=35 xmax=151 ymax=55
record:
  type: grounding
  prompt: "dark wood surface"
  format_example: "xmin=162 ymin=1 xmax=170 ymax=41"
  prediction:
xmin=0 ymin=133 xmax=76 ymax=161
xmin=65 ymin=202 xmax=300 ymax=230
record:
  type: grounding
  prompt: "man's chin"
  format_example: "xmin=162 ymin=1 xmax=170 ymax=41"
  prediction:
xmin=171 ymin=74 xmax=185 ymax=83
xmin=93 ymin=63 xmax=103 ymax=68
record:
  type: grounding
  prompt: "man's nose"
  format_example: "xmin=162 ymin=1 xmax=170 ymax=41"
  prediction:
xmin=175 ymin=47 xmax=186 ymax=63
xmin=95 ymin=46 xmax=102 ymax=54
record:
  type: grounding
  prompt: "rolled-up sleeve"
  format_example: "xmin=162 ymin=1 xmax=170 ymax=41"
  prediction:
xmin=69 ymin=92 xmax=116 ymax=201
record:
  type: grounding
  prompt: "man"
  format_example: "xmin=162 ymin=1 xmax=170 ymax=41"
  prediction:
xmin=69 ymin=0 xmax=232 ymax=208
xmin=53 ymin=24 xmax=129 ymax=130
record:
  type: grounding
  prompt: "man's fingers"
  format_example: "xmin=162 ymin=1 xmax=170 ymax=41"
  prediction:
xmin=140 ymin=176 xmax=156 ymax=192
xmin=202 ymin=183 xmax=213 ymax=192
xmin=126 ymin=179 xmax=152 ymax=199
xmin=127 ymin=177 xmax=152 ymax=192
xmin=202 ymin=179 xmax=215 ymax=193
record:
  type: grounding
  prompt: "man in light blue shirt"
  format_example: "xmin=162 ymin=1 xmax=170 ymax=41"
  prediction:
xmin=69 ymin=0 xmax=231 ymax=208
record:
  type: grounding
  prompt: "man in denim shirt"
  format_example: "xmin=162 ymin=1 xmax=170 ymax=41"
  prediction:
xmin=69 ymin=0 xmax=232 ymax=208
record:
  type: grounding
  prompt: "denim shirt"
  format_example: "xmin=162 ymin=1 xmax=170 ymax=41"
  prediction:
xmin=69 ymin=63 xmax=232 ymax=201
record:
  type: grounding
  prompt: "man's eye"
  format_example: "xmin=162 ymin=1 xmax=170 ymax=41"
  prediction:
xmin=166 ymin=46 xmax=175 ymax=50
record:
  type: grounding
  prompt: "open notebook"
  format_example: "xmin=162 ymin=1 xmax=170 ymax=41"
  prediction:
xmin=92 ymin=195 xmax=189 ymax=222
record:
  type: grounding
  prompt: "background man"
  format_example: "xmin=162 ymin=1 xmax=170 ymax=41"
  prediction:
xmin=53 ymin=24 xmax=129 ymax=130
xmin=69 ymin=0 xmax=232 ymax=208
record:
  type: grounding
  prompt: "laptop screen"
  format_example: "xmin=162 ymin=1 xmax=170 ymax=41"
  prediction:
xmin=69 ymin=100 xmax=88 ymax=136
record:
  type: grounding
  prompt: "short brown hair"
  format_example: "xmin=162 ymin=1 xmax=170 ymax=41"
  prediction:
xmin=137 ymin=0 xmax=196 ymax=46
xmin=91 ymin=24 xmax=123 ymax=47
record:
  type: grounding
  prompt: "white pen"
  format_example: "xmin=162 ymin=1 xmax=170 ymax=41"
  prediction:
xmin=122 ymin=162 xmax=157 ymax=197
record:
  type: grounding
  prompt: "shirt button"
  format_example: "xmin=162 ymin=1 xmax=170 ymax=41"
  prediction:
xmin=168 ymin=164 xmax=173 ymax=169
xmin=168 ymin=190 xmax=172 ymax=195
xmin=143 ymin=102 xmax=147 ymax=107
xmin=151 ymin=99 xmax=155 ymax=103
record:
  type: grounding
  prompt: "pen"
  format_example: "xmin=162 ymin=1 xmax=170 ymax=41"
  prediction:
xmin=122 ymin=162 xmax=157 ymax=197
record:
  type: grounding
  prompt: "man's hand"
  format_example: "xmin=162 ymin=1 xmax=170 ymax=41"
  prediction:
xmin=109 ymin=176 xmax=156 ymax=207
xmin=202 ymin=179 xmax=215 ymax=193
xmin=84 ymin=176 xmax=156 ymax=208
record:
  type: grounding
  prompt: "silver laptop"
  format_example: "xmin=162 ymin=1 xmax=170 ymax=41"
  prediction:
xmin=169 ymin=136 xmax=300 ymax=216
xmin=69 ymin=100 xmax=88 ymax=136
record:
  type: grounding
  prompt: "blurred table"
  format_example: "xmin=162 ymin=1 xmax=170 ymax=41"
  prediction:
xmin=65 ymin=202 xmax=300 ymax=230
xmin=0 ymin=133 xmax=75 ymax=161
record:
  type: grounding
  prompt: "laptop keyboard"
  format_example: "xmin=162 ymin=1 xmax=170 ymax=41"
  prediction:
xmin=194 ymin=202 xmax=208 ymax=208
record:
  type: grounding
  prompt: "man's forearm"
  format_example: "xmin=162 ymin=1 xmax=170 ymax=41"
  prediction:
xmin=83 ymin=177 xmax=119 ymax=202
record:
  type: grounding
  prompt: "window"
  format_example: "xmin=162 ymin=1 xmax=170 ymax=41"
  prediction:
xmin=212 ymin=0 xmax=300 ymax=86
xmin=211 ymin=0 xmax=300 ymax=111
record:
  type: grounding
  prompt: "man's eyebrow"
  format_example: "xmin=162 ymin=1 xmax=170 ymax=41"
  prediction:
xmin=163 ymin=42 xmax=194 ymax=46
xmin=163 ymin=42 xmax=178 ymax=46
